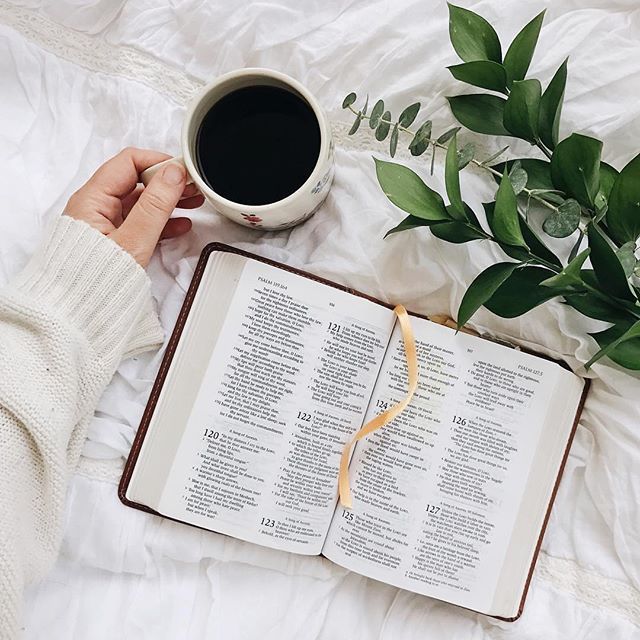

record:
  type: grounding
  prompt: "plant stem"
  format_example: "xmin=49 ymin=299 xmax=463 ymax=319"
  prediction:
xmin=581 ymin=282 xmax=640 ymax=319
xmin=348 ymin=106 xmax=560 ymax=213
xmin=535 ymin=138 xmax=553 ymax=160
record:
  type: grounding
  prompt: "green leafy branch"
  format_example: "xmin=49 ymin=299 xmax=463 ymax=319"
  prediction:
xmin=342 ymin=3 xmax=640 ymax=371
xmin=343 ymin=97 xmax=563 ymax=216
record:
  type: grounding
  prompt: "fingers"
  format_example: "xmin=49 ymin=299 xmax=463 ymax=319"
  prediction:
xmin=120 ymin=185 xmax=145 ymax=218
xmin=181 ymin=183 xmax=200 ymax=199
xmin=177 ymin=195 xmax=205 ymax=209
xmin=121 ymin=185 xmax=204 ymax=218
xmin=110 ymin=162 xmax=187 ymax=266
xmin=88 ymin=147 xmax=173 ymax=198
xmin=161 ymin=217 xmax=193 ymax=239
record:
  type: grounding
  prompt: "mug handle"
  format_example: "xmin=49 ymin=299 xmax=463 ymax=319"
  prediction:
xmin=140 ymin=156 xmax=195 ymax=186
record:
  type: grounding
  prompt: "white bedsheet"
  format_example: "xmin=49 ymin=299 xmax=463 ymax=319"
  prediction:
xmin=1 ymin=0 xmax=639 ymax=637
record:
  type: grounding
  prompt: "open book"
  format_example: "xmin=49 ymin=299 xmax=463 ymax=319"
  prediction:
xmin=120 ymin=244 xmax=588 ymax=620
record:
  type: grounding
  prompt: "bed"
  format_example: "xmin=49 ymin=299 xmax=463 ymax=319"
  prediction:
xmin=1 ymin=0 xmax=639 ymax=637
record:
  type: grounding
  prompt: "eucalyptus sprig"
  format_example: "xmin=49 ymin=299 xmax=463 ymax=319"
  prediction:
xmin=342 ymin=3 xmax=640 ymax=371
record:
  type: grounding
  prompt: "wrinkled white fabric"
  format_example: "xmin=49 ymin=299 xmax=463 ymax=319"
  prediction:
xmin=0 ymin=0 xmax=639 ymax=637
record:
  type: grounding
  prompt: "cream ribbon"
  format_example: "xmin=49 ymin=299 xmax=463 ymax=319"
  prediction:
xmin=338 ymin=304 xmax=418 ymax=508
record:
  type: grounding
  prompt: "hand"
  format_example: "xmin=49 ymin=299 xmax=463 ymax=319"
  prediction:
xmin=64 ymin=147 xmax=204 ymax=267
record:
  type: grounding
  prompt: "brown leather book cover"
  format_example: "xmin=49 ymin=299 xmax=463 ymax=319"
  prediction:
xmin=119 ymin=241 xmax=589 ymax=621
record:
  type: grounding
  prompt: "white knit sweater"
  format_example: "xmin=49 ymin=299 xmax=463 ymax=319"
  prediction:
xmin=0 ymin=216 xmax=165 ymax=638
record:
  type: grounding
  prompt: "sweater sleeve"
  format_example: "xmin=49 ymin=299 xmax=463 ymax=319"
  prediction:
xmin=0 ymin=216 xmax=164 ymax=638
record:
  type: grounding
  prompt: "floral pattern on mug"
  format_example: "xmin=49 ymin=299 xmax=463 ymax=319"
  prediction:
xmin=311 ymin=168 xmax=332 ymax=194
xmin=241 ymin=213 xmax=263 ymax=227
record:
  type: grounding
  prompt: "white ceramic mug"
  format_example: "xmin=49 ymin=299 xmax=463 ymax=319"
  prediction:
xmin=141 ymin=68 xmax=334 ymax=231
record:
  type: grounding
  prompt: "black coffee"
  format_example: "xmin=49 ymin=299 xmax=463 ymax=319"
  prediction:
xmin=195 ymin=85 xmax=321 ymax=206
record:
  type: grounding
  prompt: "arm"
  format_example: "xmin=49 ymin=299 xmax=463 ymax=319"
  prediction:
xmin=0 ymin=149 xmax=203 ymax=637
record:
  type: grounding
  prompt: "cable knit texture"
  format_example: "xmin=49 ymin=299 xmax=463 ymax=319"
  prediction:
xmin=0 ymin=216 xmax=164 ymax=638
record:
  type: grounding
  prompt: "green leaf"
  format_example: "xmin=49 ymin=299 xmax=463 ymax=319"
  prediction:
xmin=437 ymin=126 xmax=461 ymax=145
xmin=599 ymin=162 xmax=619 ymax=201
xmin=445 ymin=134 xmax=465 ymax=220
xmin=491 ymin=172 xmax=527 ymax=247
xmin=542 ymin=199 xmax=581 ymax=238
xmin=519 ymin=215 xmax=563 ymax=267
xmin=484 ymin=266 xmax=563 ymax=317
xmin=531 ymin=190 xmax=566 ymax=205
xmin=493 ymin=158 xmax=554 ymax=191
xmin=616 ymin=242 xmax=637 ymax=277
xmin=431 ymin=220 xmax=487 ymax=243
xmin=348 ymin=112 xmax=363 ymax=135
xmin=457 ymin=262 xmax=521 ymax=327
xmin=504 ymin=79 xmax=542 ymax=142
xmin=607 ymin=152 xmax=640 ymax=244
xmin=484 ymin=201 xmax=558 ymax=264
xmin=509 ymin=162 xmax=528 ymax=195
xmin=538 ymin=59 xmax=568 ymax=150
xmin=564 ymin=291 xmax=632 ymax=325
xmin=484 ymin=201 xmax=524 ymax=261
xmin=374 ymin=158 xmax=449 ymax=222
xmin=481 ymin=145 xmax=510 ymax=165
xmin=585 ymin=319 xmax=640 ymax=369
xmin=550 ymin=133 xmax=602 ymax=207
xmin=503 ymin=11 xmax=545 ymax=86
xmin=342 ymin=92 xmax=357 ymax=109
xmin=409 ymin=120 xmax=433 ymax=156
xmin=587 ymin=224 xmax=634 ymax=300
xmin=540 ymin=249 xmax=590 ymax=288
xmin=457 ymin=142 xmax=475 ymax=170
xmin=398 ymin=103 xmax=420 ymax=127
xmin=384 ymin=214 xmax=433 ymax=238
xmin=389 ymin=124 xmax=399 ymax=158
xmin=448 ymin=3 xmax=502 ymax=63
xmin=375 ymin=112 xmax=392 ymax=141
xmin=448 ymin=94 xmax=509 ymax=136
xmin=369 ymin=99 xmax=385 ymax=129
xmin=590 ymin=323 xmax=640 ymax=370
xmin=447 ymin=61 xmax=507 ymax=93
xmin=461 ymin=203 xmax=482 ymax=227
xmin=362 ymin=94 xmax=369 ymax=116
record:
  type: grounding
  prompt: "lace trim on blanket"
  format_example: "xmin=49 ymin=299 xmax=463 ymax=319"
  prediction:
xmin=0 ymin=3 xmax=485 ymax=161
xmin=537 ymin=555 xmax=640 ymax=626
xmin=1 ymin=2 xmax=638 ymax=625
xmin=0 ymin=3 xmax=201 ymax=105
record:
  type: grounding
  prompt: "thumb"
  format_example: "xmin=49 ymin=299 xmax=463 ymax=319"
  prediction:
xmin=112 ymin=162 xmax=187 ymax=266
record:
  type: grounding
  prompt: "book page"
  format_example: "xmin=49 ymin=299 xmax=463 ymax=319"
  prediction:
xmin=157 ymin=258 xmax=396 ymax=555
xmin=323 ymin=319 xmax=569 ymax=612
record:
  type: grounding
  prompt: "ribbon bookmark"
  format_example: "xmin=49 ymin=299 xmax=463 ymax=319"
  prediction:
xmin=338 ymin=304 xmax=419 ymax=509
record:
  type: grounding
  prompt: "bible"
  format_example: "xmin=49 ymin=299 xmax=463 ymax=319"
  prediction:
xmin=120 ymin=243 xmax=588 ymax=620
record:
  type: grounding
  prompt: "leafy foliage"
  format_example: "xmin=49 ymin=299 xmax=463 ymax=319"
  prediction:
xmin=448 ymin=61 xmax=507 ymax=93
xmin=447 ymin=94 xmax=509 ymax=136
xmin=503 ymin=11 xmax=544 ymax=86
xmin=342 ymin=6 xmax=640 ymax=371
xmin=504 ymin=79 xmax=541 ymax=142
xmin=538 ymin=59 xmax=567 ymax=149
xmin=448 ymin=3 xmax=502 ymax=63
xmin=607 ymin=152 xmax=640 ymax=244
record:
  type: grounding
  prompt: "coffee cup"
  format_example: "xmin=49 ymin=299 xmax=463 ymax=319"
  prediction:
xmin=141 ymin=68 xmax=334 ymax=231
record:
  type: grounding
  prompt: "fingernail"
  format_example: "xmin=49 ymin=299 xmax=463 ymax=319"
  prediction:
xmin=162 ymin=163 xmax=186 ymax=185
